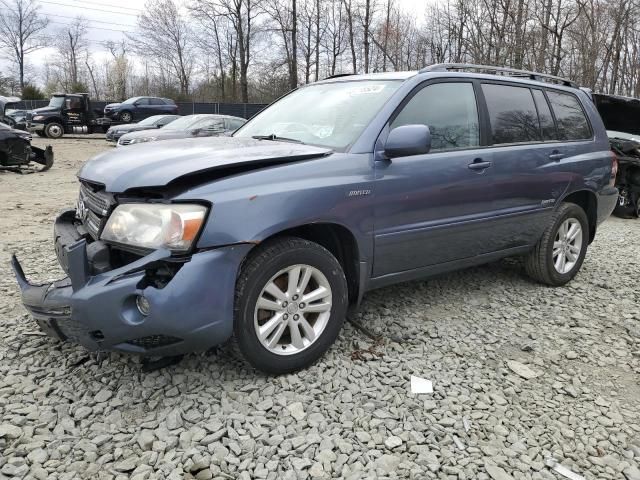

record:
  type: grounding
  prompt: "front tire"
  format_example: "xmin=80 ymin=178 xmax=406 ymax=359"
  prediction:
xmin=35 ymin=131 xmax=46 ymax=138
xmin=234 ymin=237 xmax=348 ymax=374
xmin=44 ymin=122 xmax=64 ymax=139
xmin=525 ymin=202 xmax=589 ymax=286
xmin=119 ymin=111 xmax=132 ymax=123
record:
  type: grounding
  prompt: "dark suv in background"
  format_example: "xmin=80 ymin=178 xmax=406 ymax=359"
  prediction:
xmin=13 ymin=64 xmax=618 ymax=373
xmin=104 ymin=97 xmax=178 ymax=123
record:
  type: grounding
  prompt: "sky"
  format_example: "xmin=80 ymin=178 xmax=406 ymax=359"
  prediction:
xmin=2 ymin=0 xmax=424 ymax=87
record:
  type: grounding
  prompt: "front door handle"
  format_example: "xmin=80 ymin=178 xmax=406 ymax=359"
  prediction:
xmin=549 ymin=151 xmax=565 ymax=161
xmin=468 ymin=159 xmax=492 ymax=170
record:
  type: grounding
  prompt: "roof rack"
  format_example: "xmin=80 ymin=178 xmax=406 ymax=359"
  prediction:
xmin=420 ymin=63 xmax=578 ymax=88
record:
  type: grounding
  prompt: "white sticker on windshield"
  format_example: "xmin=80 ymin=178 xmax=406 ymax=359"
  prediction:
xmin=348 ymin=84 xmax=387 ymax=96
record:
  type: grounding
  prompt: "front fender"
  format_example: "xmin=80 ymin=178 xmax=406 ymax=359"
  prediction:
xmin=175 ymin=153 xmax=376 ymax=262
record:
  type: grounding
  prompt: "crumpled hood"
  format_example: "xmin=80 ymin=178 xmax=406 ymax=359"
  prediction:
xmin=78 ymin=136 xmax=332 ymax=192
xmin=0 ymin=96 xmax=20 ymax=116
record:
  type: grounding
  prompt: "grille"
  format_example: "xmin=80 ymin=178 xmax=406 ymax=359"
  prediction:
xmin=79 ymin=182 xmax=111 ymax=215
xmin=78 ymin=181 xmax=114 ymax=239
xmin=127 ymin=335 xmax=182 ymax=349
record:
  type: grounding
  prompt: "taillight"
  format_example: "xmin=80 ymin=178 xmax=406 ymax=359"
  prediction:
xmin=610 ymin=152 xmax=618 ymax=187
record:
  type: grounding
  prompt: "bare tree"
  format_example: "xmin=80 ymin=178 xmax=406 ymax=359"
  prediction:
xmin=0 ymin=0 xmax=49 ymax=91
xmin=130 ymin=0 xmax=194 ymax=96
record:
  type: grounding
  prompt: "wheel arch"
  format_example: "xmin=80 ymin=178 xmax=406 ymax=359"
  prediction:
xmin=248 ymin=222 xmax=362 ymax=306
xmin=560 ymin=190 xmax=598 ymax=243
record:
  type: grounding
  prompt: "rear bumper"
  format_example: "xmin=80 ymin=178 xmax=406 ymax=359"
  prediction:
xmin=597 ymin=186 xmax=619 ymax=224
xmin=12 ymin=211 xmax=252 ymax=356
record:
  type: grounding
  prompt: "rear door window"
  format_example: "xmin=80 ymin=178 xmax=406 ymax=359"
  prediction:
xmin=150 ymin=98 xmax=165 ymax=105
xmin=532 ymin=89 xmax=556 ymax=140
xmin=482 ymin=84 xmax=540 ymax=144
xmin=546 ymin=91 xmax=591 ymax=140
xmin=391 ymin=82 xmax=479 ymax=151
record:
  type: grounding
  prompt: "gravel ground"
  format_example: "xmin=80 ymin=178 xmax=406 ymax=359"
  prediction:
xmin=0 ymin=136 xmax=639 ymax=480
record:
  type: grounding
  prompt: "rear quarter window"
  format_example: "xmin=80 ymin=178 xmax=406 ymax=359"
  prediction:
xmin=482 ymin=83 xmax=540 ymax=144
xmin=546 ymin=91 xmax=591 ymax=140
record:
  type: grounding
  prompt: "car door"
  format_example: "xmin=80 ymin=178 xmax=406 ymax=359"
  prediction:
xmin=62 ymin=96 xmax=85 ymax=127
xmin=373 ymin=80 xmax=529 ymax=278
xmin=149 ymin=98 xmax=166 ymax=115
xmin=478 ymin=83 xmax=579 ymax=246
xmin=135 ymin=98 xmax=152 ymax=119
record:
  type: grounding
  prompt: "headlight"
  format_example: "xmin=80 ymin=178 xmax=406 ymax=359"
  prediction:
xmin=32 ymin=115 xmax=45 ymax=121
xmin=129 ymin=137 xmax=156 ymax=144
xmin=101 ymin=204 xmax=208 ymax=252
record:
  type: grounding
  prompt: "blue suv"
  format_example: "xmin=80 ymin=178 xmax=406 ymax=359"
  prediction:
xmin=104 ymin=96 xmax=178 ymax=123
xmin=12 ymin=64 xmax=618 ymax=373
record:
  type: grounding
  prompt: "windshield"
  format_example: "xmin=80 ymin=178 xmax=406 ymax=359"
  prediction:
xmin=163 ymin=115 xmax=212 ymax=131
xmin=235 ymin=80 xmax=401 ymax=149
xmin=123 ymin=97 xmax=139 ymax=105
xmin=48 ymin=97 xmax=65 ymax=108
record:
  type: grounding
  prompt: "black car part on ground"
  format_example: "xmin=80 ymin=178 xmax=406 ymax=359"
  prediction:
xmin=1 ymin=96 xmax=54 ymax=172
xmin=593 ymin=93 xmax=640 ymax=218
xmin=0 ymin=124 xmax=54 ymax=172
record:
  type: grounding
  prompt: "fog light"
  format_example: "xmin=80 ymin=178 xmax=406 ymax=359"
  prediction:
xmin=136 ymin=295 xmax=151 ymax=316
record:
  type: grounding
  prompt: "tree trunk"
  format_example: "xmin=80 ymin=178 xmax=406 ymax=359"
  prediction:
xmin=315 ymin=0 xmax=321 ymax=81
xmin=290 ymin=0 xmax=298 ymax=89
xmin=364 ymin=0 xmax=370 ymax=73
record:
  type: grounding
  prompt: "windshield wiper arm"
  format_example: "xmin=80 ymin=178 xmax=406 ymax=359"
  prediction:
xmin=252 ymin=134 xmax=303 ymax=144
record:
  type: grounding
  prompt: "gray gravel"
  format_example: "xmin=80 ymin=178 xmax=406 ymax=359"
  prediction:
xmin=1 ymin=137 xmax=639 ymax=479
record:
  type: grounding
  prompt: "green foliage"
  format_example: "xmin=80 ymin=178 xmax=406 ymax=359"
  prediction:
xmin=21 ymin=83 xmax=45 ymax=100
xmin=69 ymin=82 xmax=89 ymax=94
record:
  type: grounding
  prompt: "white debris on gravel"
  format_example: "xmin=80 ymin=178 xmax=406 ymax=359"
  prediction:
xmin=0 ymin=136 xmax=639 ymax=479
xmin=410 ymin=375 xmax=433 ymax=394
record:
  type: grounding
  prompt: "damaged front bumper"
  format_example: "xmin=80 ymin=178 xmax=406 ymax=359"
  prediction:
xmin=12 ymin=210 xmax=252 ymax=356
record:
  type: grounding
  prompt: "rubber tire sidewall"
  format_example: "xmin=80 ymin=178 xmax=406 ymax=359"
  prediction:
xmin=45 ymin=122 xmax=63 ymax=139
xmin=234 ymin=238 xmax=348 ymax=374
xmin=120 ymin=111 xmax=132 ymax=123
xmin=542 ymin=204 xmax=589 ymax=285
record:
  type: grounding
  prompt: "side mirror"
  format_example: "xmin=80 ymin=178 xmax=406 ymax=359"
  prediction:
xmin=384 ymin=124 xmax=431 ymax=158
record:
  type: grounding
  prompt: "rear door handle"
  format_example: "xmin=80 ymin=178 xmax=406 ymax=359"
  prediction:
xmin=549 ymin=152 xmax=565 ymax=161
xmin=468 ymin=159 xmax=492 ymax=170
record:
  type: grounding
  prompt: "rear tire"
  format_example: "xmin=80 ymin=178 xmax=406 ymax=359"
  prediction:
xmin=234 ymin=237 xmax=348 ymax=374
xmin=525 ymin=202 xmax=589 ymax=286
xmin=44 ymin=122 xmax=64 ymax=139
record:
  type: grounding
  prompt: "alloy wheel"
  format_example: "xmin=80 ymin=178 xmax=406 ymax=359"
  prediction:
xmin=552 ymin=218 xmax=583 ymax=274
xmin=253 ymin=264 xmax=332 ymax=356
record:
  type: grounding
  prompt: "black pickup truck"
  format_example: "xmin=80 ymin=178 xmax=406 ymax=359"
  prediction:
xmin=27 ymin=93 xmax=111 ymax=139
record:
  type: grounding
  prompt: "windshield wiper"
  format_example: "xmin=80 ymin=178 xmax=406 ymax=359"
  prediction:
xmin=252 ymin=134 xmax=303 ymax=144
